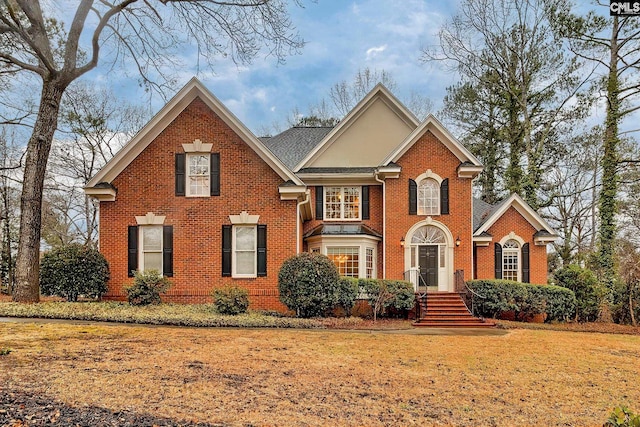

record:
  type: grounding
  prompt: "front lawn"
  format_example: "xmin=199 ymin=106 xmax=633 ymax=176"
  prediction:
xmin=1 ymin=321 xmax=639 ymax=426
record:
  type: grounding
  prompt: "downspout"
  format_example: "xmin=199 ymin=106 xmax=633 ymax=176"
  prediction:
xmin=470 ymin=175 xmax=479 ymax=280
xmin=296 ymin=190 xmax=311 ymax=254
xmin=374 ymin=171 xmax=386 ymax=278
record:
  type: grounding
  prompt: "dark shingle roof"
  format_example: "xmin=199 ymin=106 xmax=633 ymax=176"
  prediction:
xmin=262 ymin=126 xmax=334 ymax=170
xmin=303 ymin=224 xmax=382 ymax=239
xmin=473 ymin=198 xmax=497 ymax=232
xmin=297 ymin=167 xmax=377 ymax=174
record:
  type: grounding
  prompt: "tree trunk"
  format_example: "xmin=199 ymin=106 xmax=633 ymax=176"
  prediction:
xmin=12 ymin=80 xmax=66 ymax=303
xmin=598 ymin=16 xmax=620 ymax=295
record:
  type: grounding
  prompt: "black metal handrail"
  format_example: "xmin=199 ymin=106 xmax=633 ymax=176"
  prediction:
xmin=460 ymin=280 xmax=487 ymax=318
xmin=404 ymin=269 xmax=428 ymax=319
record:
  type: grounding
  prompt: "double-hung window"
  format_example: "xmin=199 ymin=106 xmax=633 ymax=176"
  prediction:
xmin=187 ymin=154 xmax=210 ymax=197
xmin=233 ymin=226 xmax=257 ymax=277
xmin=141 ymin=226 xmax=163 ymax=272
xmin=325 ymin=187 xmax=360 ymax=220
xmin=502 ymin=239 xmax=520 ymax=281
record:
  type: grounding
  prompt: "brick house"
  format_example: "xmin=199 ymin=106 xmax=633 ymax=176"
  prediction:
xmin=85 ymin=78 xmax=557 ymax=310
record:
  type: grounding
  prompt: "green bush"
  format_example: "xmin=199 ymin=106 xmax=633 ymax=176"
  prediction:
xmin=212 ymin=285 xmax=250 ymax=315
xmin=359 ymin=279 xmax=415 ymax=321
xmin=278 ymin=253 xmax=341 ymax=318
xmin=40 ymin=243 xmax=109 ymax=302
xmin=335 ymin=277 xmax=360 ymax=316
xmin=467 ymin=279 xmax=576 ymax=321
xmin=605 ymin=406 xmax=640 ymax=427
xmin=125 ymin=270 xmax=171 ymax=306
xmin=554 ymin=264 xmax=605 ymax=322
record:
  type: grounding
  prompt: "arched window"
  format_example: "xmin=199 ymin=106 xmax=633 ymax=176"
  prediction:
xmin=502 ymin=239 xmax=520 ymax=281
xmin=411 ymin=225 xmax=446 ymax=244
xmin=417 ymin=178 xmax=439 ymax=215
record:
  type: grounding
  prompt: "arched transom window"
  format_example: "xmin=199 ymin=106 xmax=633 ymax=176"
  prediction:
xmin=418 ymin=178 xmax=439 ymax=215
xmin=411 ymin=225 xmax=446 ymax=244
xmin=502 ymin=239 xmax=520 ymax=281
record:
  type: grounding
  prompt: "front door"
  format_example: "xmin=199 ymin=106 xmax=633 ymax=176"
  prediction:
xmin=419 ymin=245 xmax=438 ymax=291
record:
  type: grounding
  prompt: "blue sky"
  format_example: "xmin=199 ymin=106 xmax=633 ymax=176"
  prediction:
xmin=82 ymin=0 xmax=461 ymax=135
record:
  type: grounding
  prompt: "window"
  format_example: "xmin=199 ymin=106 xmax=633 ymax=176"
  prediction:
xmin=502 ymin=239 xmax=520 ymax=281
xmin=327 ymin=247 xmax=359 ymax=277
xmin=366 ymin=247 xmax=375 ymax=279
xmin=140 ymin=226 xmax=163 ymax=272
xmin=233 ymin=226 xmax=257 ymax=277
xmin=325 ymin=187 xmax=360 ymax=220
xmin=418 ymin=178 xmax=439 ymax=215
xmin=187 ymin=154 xmax=210 ymax=196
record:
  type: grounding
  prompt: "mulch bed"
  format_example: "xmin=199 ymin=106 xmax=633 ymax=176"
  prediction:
xmin=0 ymin=390 xmax=218 ymax=427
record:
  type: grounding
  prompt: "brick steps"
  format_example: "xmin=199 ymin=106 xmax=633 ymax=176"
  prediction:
xmin=413 ymin=292 xmax=495 ymax=328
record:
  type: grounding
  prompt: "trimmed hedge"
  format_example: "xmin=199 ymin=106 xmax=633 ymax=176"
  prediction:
xmin=40 ymin=244 xmax=109 ymax=302
xmin=357 ymin=278 xmax=415 ymax=320
xmin=467 ymin=279 xmax=576 ymax=321
xmin=212 ymin=285 xmax=250 ymax=315
xmin=126 ymin=270 xmax=172 ymax=306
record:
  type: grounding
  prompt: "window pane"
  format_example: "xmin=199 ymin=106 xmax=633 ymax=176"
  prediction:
xmin=236 ymin=252 xmax=255 ymax=275
xmin=189 ymin=154 xmax=209 ymax=176
xmin=143 ymin=227 xmax=162 ymax=251
xmin=327 ymin=247 xmax=359 ymax=278
xmin=235 ymin=227 xmax=255 ymax=250
xmin=343 ymin=187 xmax=360 ymax=219
xmin=144 ymin=252 xmax=162 ymax=272
xmin=366 ymin=247 xmax=375 ymax=279
xmin=325 ymin=187 xmax=342 ymax=219
xmin=189 ymin=176 xmax=209 ymax=196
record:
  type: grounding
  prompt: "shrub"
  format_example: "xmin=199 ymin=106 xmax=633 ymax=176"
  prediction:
xmin=605 ymin=406 xmax=640 ymax=427
xmin=40 ymin=243 xmax=109 ymax=302
xmin=554 ymin=264 xmax=605 ymax=322
xmin=126 ymin=270 xmax=171 ymax=306
xmin=212 ymin=285 xmax=250 ymax=315
xmin=359 ymin=279 xmax=415 ymax=321
xmin=278 ymin=253 xmax=341 ymax=318
xmin=335 ymin=277 xmax=360 ymax=316
xmin=467 ymin=280 xmax=576 ymax=321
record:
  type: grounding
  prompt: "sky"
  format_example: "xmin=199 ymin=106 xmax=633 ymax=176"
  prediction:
xmin=80 ymin=0 xmax=461 ymax=135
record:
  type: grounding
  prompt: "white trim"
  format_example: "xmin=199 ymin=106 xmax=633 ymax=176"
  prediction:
xmin=86 ymin=78 xmax=303 ymax=190
xmin=84 ymin=186 xmax=116 ymax=201
xmin=135 ymin=212 xmax=166 ymax=225
xmin=294 ymin=84 xmax=420 ymax=171
xmin=458 ymin=165 xmax=484 ymax=178
xmin=232 ymin=225 xmax=257 ymax=278
xmin=473 ymin=235 xmax=493 ymax=247
xmin=415 ymin=172 xmax=441 ymax=216
xmin=229 ymin=211 xmax=260 ymax=225
xmin=474 ymin=193 xmax=558 ymax=238
xmin=307 ymin=237 xmax=379 ymax=279
xmin=499 ymin=232 xmax=526 ymax=247
xmin=383 ymin=114 xmax=482 ymax=167
xmin=402 ymin=219 xmax=454 ymax=292
xmin=182 ymin=139 xmax=213 ymax=153
xmin=414 ymin=169 xmax=443 ymax=185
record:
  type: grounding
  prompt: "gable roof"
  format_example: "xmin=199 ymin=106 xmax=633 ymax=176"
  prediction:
xmin=473 ymin=193 xmax=557 ymax=238
xmin=383 ymin=114 xmax=482 ymax=167
xmin=293 ymin=84 xmax=420 ymax=171
xmin=86 ymin=78 xmax=303 ymax=188
xmin=262 ymin=126 xmax=333 ymax=170
xmin=473 ymin=197 xmax=501 ymax=232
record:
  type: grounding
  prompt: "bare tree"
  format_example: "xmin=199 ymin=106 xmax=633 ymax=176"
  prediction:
xmin=0 ymin=0 xmax=304 ymax=302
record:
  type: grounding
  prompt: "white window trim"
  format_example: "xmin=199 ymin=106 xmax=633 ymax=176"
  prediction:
xmin=185 ymin=153 xmax=211 ymax=198
xmin=324 ymin=186 xmax=362 ymax=221
xmin=232 ymin=225 xmax=257 ymax=278
xmin=138 ymin=225 xmax=163 ymax=273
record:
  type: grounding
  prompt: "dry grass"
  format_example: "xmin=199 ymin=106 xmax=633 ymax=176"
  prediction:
xmin=1 ymin=321 xmax=639 ymax=426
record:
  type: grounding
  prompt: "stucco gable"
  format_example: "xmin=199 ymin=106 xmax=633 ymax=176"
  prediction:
xmin=85 ymin=78 xmax=303 ymax=194
xmin=294 ymin=84 xmax=420 ymax=171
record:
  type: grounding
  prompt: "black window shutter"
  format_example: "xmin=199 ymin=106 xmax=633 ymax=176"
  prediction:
xmin=162 ymin=225 xmax=173 ymax=277
xmin=315 ymin=186 xmax=323 ymax=220
xmin=257 ymin=225 xmax=267 ymax=277
xmin=522 ymin=243 xmax=530 ymax=283
xmin=362 ymin=186 xmax=370 ymax=220
xmin=127 ymin=226 xmax=138 ymax=277
xmin=210 ymin=153 xmax=220 ymax=196
xmin=494 ymin=242 xmax=503 ymax=279
xmin=222 ymin=225 xmax=232 ymax=277
xmin=408 ymin=179 xmax=417 ymax=215
xmin=440 ymin=178 xmax=449 ymax=215
xmin=175 ymin=153 xmax=186 ymax=196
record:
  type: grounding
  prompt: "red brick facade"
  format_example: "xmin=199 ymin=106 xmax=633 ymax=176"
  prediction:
xmin=89 ymin=80 xmax=555 ymax=309
xmin=99 ymin=97 xmax=295 ymax=310
xmin=475 ymin=207 xmax=549 ymax=284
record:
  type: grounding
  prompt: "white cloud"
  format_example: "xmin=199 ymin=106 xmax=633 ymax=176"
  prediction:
xmin=366 ymin=45 xmax=387 ymax=60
